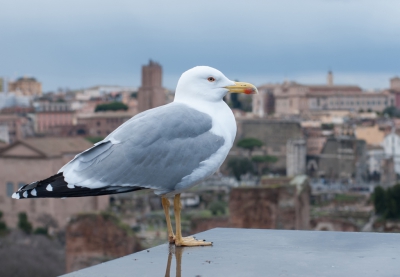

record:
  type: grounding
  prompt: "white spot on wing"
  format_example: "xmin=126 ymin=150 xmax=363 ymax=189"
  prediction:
xmin=12 ymin=193 xmax=18 ymax=199
xmin=46 ymin=184 xmax=53 ymax=191
xmin=67 ymin=184 xmax=75 ymax=189
xmin=23 ymin=191 xmax=28 ymax=198
xmin=31 ymin=189 xmax=37 ymax=196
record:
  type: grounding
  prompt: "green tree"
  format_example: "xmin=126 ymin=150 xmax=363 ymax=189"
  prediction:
xmin=95 ymin=102 xmax=128 ymax=112
xmin=33 ymin=227 xmax=48 ymax=235
xmin=251 ymin=155 xmax=278 ymax=176
xmin=18 ymin=212 xmax=32 ymax=234
xmin=373 ymin=186 xmax=386 ymax=214
xmin=321 ymin=123 xmax=334 ymax=130
xmin=85 ymin=136 xmax=104 ymax=144
xmin=237 ymin=138 xmax=263 ymax=156
xmin=208 ymin=201 xmax=227 ymax=216
xmin=385 ymin=185 xmax=400 ymax=219
xmin=382 ymin=106 xmax=400 ymax=118
xmin=372 ymin=184 xmax=400 ymax=219
xmin=0 ymin=211 xmax=7 ymax=235
xmin=227 ymin=157 xmax=254 ymax=180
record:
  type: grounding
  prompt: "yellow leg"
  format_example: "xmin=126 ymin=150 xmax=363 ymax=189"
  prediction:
xmin=174 ymin=194 xmax=212 ymax=247
xmin=161 ymin=197 xmax=175 ymax=243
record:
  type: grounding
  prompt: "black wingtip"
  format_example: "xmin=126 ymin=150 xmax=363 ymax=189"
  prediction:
xmin=12 ymin=172 xmax=146 ymax=199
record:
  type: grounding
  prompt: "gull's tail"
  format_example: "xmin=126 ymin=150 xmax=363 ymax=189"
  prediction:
xmin=12 ymin=173 xmax=144 ymax=199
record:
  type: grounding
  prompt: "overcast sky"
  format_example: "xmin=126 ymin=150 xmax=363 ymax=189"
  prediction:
xmin=1 ymin=0 xmax=399 ymax=91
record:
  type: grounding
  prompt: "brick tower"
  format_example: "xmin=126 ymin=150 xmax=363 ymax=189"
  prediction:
xmin=137 ymin=60 xmax=166 ymax=112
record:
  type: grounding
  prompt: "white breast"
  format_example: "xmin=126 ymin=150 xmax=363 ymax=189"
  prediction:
xmin=170 ymin=99 xmax=236 ymax=196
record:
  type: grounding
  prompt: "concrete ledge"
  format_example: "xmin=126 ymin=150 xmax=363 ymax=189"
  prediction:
xmin=62 ymin=228 xmax=400 ymax=277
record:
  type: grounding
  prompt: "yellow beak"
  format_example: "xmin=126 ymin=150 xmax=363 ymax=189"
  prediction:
xmin=225 ymin=82 xmax=258 ymax=95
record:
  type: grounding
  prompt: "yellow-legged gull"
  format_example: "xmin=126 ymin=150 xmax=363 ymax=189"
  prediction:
xmin=12 ymin=66 xmax=257 ymax=246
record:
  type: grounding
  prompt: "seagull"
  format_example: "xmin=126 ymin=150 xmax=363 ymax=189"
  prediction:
xmin=12 ymin=66 xmax=257 ymax=246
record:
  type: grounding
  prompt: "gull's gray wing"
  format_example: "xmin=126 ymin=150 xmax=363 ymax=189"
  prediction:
xmin=60 ymin=102 xmax=225 ymax=195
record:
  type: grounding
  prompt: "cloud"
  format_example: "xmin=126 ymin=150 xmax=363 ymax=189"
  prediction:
xmin=0 ymin=0 xmax=399 ymax=90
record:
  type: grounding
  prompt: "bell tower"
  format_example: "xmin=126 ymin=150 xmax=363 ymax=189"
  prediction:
xmin=137 ymin=60 xmax=166 ymax=112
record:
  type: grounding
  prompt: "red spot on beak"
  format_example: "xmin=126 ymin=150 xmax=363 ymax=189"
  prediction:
xmin=244 ymin=88 xmax=253 ymax=95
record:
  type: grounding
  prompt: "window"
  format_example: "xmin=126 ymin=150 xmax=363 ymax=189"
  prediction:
xmin=6 ymin=182 xmax=14 ymax=197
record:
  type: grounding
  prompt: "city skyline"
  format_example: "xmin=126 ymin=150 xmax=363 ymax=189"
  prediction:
xmin=1 ymin=0 xmax=399 ymax=91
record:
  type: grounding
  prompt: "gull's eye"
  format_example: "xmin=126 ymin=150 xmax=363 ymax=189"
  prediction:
xmin=207 ymin=77 xmax=216 ymax=82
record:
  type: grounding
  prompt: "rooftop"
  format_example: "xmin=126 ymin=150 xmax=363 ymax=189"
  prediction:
xmin=62 ymin=228 xmax=400 ymax=277
xmin=77 ymin=111 xmax=135 ymax=119
xmin=0 ymin=137 xmax=93 ymax=158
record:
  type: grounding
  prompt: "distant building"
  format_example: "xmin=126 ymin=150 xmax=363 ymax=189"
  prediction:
xmin=286 ymin=139 xmax=306 ymax=176
xmin=386 ymin=77 xmax=400 ymax=108
xmin=75 ymin=86 xmax=136 ymax=101
xmin=77 ymin=111 xmax=134 ymax=137
xmin=355 ymin=125 xmax=385 ymax=146
xmin=252 ymin=84 xmax=277 ymax=117
xmin=0 ymin=92 xmax=31 ymax=110
xmin=232 ymin=118 xmax=304 ymax=174
xmin=381 ymin=131 xmax=400 ymax=175
xmin=380 ymin=157 xmax=396 ymax=187
xmin=318 ymin=136 xmax=367 ymax=180
xmin=0 ymin=140 xmax=7 ymax=150
xmin=0 ymin=125 xmax=9 ymax=144
xmin=304 ymin=131 xmax=327 ymax=157
xmin=366 ymin=145 xmax=385 ymax=175
xmin=45 ymin=124 xmax=88 ymax=137
xmin=255 ymin=72 xmax=394 ymax=116
xmin=8 ymin=76 xmax=42 ymax=96
xmin=33 ymin=102 xmax=75 ymax=134
xmin=391 ymin=76 xmax=400 ymax=90
xmin=137 ymin=60 xmax=166 ymax=112
xmin=0 ymin=78 xmax=3 ymax=92
xmin=0 ymin=114 xmax=34 ymax=143
xmin=0 ymin=137 xmax=109 ymax=229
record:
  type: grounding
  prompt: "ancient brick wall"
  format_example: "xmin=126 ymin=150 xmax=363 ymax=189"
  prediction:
xmin=229 ymin=187 xmax=279 ymax=229
xmin=229 ymin=184 xmax=310 ymax=230
xmin=66 ymin=213 xmax=142 ymax=273
xmin=190 ymin=217 xmax=230 ymax=234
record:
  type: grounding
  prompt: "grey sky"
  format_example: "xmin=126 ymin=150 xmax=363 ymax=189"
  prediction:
xmin=1 ymin=0 xmax=399 ymax=91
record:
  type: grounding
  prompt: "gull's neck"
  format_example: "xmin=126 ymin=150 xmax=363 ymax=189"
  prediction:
xmin=174 ymin=96 xmax=224 ymax=116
